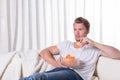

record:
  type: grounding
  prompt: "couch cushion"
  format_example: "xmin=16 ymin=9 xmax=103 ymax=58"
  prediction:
xmin=96 ymin=56 xmax=120 ymax=80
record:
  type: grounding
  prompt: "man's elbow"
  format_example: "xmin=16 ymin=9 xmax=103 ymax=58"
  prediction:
xmin=39 ymin=48 xmax=50 ymax=57
xmin=39 ymin=49 xmax=46 ymax=57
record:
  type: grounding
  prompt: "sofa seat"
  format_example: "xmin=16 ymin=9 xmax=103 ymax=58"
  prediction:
xmin=0 ymin=50 xmax=120 ymax=80
xmin=94 ymin=56 xmax=120 ymax=80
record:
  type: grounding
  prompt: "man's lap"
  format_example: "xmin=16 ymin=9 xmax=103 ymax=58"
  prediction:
xmin=20 ymin=67 xmax=83 ymax=80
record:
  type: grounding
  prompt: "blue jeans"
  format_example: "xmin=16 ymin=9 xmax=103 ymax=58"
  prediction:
xmin=20 ymin=67 xmax=83 ymax=80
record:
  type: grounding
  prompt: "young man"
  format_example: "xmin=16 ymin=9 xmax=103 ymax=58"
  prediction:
xmin=20 ymin=17 xmax=120 ymax=80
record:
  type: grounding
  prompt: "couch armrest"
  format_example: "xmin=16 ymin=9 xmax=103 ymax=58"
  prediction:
xmin=96 ymin=56 xmax=120 ymax=80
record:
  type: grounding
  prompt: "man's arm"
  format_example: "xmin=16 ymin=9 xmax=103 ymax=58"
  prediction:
xmin=81 ymin=37 xmax=120 ymax=59
xmin=94 ymin=42 xmax=120 ymax=59
xmin=39 ymin=46 xmax=65 ymax=67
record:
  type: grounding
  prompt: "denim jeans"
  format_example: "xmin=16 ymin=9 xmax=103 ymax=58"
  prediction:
xmin=20 ymin=67 xmax=83 ymax=80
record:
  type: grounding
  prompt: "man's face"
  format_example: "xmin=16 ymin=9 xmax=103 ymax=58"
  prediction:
xmin=74 ymin=23 xmax=89 ymax=41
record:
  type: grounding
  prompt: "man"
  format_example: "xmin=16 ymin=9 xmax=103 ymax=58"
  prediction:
xmin=21 ymin=17 xmax=120 ymax=80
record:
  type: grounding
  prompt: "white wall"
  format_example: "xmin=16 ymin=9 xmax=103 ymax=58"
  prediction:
xmin=102 ymin=0 xmax=120 ymax=49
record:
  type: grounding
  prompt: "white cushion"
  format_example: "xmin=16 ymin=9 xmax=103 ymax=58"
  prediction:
xmin=96 ymin=56 xmax=120 ymax=80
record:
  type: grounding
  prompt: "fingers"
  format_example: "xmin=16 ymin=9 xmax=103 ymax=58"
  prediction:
xmin=80 ymin=37 xmax=95 ymax=46
xmin=79 ymin=37 xmax=89 ymax=46
xmin=56 ymin=56 xmax=68 ymax=68
xmin=80 ymin=38 xmax=83 ymax=43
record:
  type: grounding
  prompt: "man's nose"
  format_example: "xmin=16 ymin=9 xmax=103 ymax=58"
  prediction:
xmin=76 ymin=31 xmax=80 ymax=34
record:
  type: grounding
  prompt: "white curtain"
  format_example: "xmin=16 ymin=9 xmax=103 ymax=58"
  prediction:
xmin=0 ymin=0 xmax=120 ymax=53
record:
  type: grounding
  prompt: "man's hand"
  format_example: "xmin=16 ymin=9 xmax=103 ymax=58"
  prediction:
xmin=56 ymin=56 xmax=68 ymax=68
xmin=60 ymin=55 xmax=80 ymax=67
xmin=80 ymin=37 xmax=95 ymax=47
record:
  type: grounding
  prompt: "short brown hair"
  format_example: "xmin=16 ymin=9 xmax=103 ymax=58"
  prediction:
xmin=74 ymin=17 xmax=90 ymax=30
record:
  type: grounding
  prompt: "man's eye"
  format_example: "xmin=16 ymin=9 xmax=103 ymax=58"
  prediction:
xmin=79 ymin=29 xmax=83 ymax=30
xmin=74 ymin=29 xmax=76 ymax=31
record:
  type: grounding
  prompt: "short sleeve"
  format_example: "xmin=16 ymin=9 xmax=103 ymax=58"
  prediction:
xmin=56 ymin=40 xmax=71 ymax=56
xmin=56 ymin=41 xmax=67 ymax=52
xmin=93 ymin=47 xmax=102 ymax=57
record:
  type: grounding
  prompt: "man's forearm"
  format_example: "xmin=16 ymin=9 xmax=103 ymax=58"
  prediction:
xmin=39 ymin=49 xmax=62 ymax=67
xmin=94 ymin=42 xmax=120 ymax=59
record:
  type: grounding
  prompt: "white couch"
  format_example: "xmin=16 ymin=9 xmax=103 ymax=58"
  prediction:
xmin=0 ymin=50 xmax=120 ymax=80
xmin=93 ymin=56 xmax=120 ymax=80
